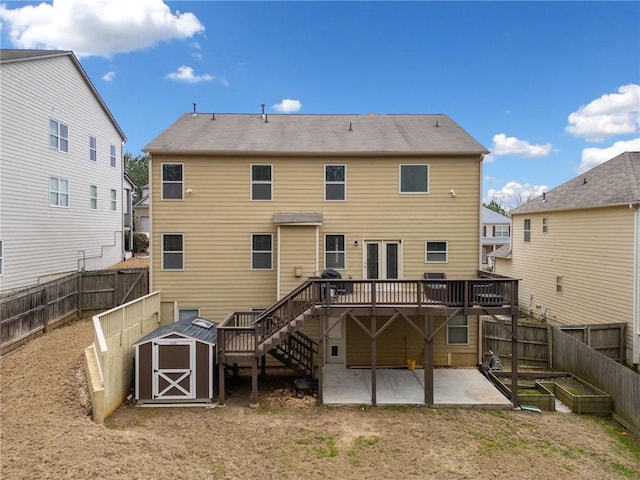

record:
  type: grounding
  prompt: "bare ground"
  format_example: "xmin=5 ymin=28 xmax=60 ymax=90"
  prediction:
xmin=1 ymin=319 xmax=639 ymax=480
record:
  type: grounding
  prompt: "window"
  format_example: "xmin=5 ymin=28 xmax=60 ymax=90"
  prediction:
xmin=89 ymin=136 xmax=97 ymax=162
xmin=251 ymin=164 xmax=272 ymax=200
xmin=447 ymin=315 xmax=468 ymax=344
xmin=556 ymin=276 xmax=563 ymax=293
xmin=251 ymin=234 xmax=272 ymax=269
xmin=494 ymin=225 xmax=510 ymax=237
xmin=400 ymin=164 xmax=429 ymax=193
xmin=524 ymin=219 xmax=531 ymax=242
xmin=178 ymin=308 xmax=200 ymax=321
xmin=162 ymin=163 xmax=183 ymax=200
xmin=110 ymin=145 xmax=117 ymax=168
xmin=49 ymin=119 xmax=69 ymax=152
xmin=162 ymin=234 xmax=184 ymax=270
xmin=482 ymin=226 xmax=487 ymax=237
xmin=49 ymin=177 xmax=69 ymax=207
xmin=325 ymin=234 xmax=345 ymax=269
xmin=542 ymin=217 xmax=549 ymax=233
xmin=0 ymin=240 xmax=3 ymax=276
xmin=425 ymin=241 xmax=447 ymax=263
xmin=325 ymin=165 xmax=346 ymax=201
xmin=110 ymin=189 xmax=117 ymax=212
xmin=90 ymin=185 xmax=98 ymax=210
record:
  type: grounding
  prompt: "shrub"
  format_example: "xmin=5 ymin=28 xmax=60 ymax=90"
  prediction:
xmin=134 ymin=233 xmax=149 ymax=253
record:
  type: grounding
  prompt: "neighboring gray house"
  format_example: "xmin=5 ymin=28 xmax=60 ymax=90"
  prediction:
xmin=0 ymin=50 xmax=127 ymax=292
xmin=481 ymin=206 xmax=510 ymax=268
xmin=133 ymin=184 xmax=150 ymax=236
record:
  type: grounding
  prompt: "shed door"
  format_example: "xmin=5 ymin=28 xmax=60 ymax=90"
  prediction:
xmin=152 ymin=339 xmax=196 ymax=400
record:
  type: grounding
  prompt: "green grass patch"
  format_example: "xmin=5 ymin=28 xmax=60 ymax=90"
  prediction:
xmin=316 ymin=435 xmax=339 ymax=459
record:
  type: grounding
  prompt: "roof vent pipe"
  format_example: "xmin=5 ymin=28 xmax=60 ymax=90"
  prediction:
xmin=211 ymin=113 xmax=216 ymax=120
xmin=434 ymin=120 xmax=440 ymax=127
xmin=542 ymin=192 xmax=547 ymax=202
xmin=261 ymin=104 xmax=266 ymax=120
xmin=348 ymin=121 xmax=353 ymax=131
xmin=264 ymin=113 xmax=268 ymax=123
xmin=193 ymin=103 xmax=197 ymax=114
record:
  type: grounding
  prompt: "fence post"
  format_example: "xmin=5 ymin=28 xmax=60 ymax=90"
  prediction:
xmin=42 ymin=286 xmax=49 ymax=333
xmin=78 ymin=273 xmax=83 ymax=318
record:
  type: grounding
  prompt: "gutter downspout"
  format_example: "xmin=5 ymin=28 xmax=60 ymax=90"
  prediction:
xmin=277 ymin=225 xmax=281 ymax=300
xmin=148 ymin=155 xmax=153 ymax=292
xmin=632 ymin=204 xmax=639 ymax=369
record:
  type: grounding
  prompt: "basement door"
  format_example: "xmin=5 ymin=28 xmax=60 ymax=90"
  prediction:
xmin=364 ymin=241 xmax=401 ymax=279
xmin=152 ymin=339 xmax=196 ymax=400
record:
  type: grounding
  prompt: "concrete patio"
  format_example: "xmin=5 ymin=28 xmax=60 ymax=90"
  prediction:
xmin=321 ymin=365 xmax=512 ymax=409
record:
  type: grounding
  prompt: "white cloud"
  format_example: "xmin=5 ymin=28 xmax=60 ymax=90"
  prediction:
xmin=0 ymin=0 xmax=204 ymax=58
xmin=487 ymin=181 xmax=547 ymax=211
xmin=191 ymin=52 xmax=203 ymax=61
xmin=166 ymin=65 xmax=213 ymax=83
xmin=490 ymin=133 xmax=553 ymax=158
xmin=578 ymin=137 xmax=640 ymax=173
xmin=102 ymin=71 xmax=115 ymax=82
xmin=565 ymin=84 xmax=640 ymax=142
xmin=273 ymin=99 xmax=302 ymax=114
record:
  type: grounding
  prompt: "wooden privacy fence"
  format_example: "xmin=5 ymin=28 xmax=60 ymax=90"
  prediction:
xmin=552 ymin=327 xmax=640 ymax=437
xmin=1 ymin=268 xmax=148 ymax=355
xmin=483 ymin=318 xmax=627 ymax=370
xmin=483 ymin=318 xmax=549 ymax=369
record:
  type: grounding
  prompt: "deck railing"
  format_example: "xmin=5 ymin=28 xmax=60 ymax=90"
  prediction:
xmin=218 ymin=278 xmax=518 ymax=360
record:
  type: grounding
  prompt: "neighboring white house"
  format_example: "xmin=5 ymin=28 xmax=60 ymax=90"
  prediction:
xmin=0 ymin=49 xmax=127 ymax=292
xmin=481 ymin=206 xmax=510 ymax=269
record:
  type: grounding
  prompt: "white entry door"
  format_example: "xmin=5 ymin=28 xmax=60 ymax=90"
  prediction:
xmin=364 ymin=241 xmax=401 ymax=279
xmin=152 ymin=340 xmax=196 ymax=400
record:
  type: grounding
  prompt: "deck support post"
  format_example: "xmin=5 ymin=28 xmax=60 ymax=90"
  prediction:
xmin=424 ymin=313 xmax=434 ymax=405
xmin=511 ymin=313 xmax=519 ymax=408
xmin=250 ymin=358 xmax=259 ymax=407
xmin=371 ymin=313 xmax=377 ymax=406
xmin=217 ymin=332 xmax=225 ymax=405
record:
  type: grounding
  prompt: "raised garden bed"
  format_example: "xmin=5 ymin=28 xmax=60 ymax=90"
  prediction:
xmin=488 ymin=371 xmax=611 ymax=416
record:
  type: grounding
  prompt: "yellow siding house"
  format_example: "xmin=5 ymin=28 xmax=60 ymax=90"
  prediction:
xmin=493 ymin=152 xmax=640 ymax=369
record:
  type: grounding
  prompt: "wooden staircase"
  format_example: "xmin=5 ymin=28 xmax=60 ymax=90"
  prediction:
xmin=218 ymin=281 xmax=319 ymax=377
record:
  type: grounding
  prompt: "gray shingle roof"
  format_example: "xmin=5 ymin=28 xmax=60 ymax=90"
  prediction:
xmin=482 ymin=206 xmax=510 ymax=224
xmin=134 ymin=317 xmax=218 ymax=345
xmin=489 ymin=245 xmax=512 ymax=258
xmin=144 ymin=113 xmax=488 ymax=156
xmin=511 ymin=152 xmax=640 ymax=214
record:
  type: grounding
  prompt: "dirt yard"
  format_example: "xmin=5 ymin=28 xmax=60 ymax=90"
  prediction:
xmin=1 ymin=318 xmax=639 ymax=480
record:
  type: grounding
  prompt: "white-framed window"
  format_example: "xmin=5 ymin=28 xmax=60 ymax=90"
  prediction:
xmin=325 ymin=164 xmax=346 ymax=201
xmin=251 ymin=234 xmax=272 ymax=269
xmin=556 ymin=276 xmax=563 ymax=293
xmin=90 ymin=185 xmax=98 ymax=210
xmin=542 ymin=217 xmax=549 ymax=233
xmin=251 ymin=164 xmax=272 ymax=201
xmin=162 ymin=234 xmax=184 ymax=270
xmin=162 ymin=163 xmax=183 ymax=200
xmin=49 ymin=177 xmax=69 ymax=207
xmin=524 ymin=219 xmax=531 ymax=242
xmin=494 ymin=225 xmax=510 ymax=237
xmin=178 ymin=308 xmax=200 ymax=321
xmin=110 ymin=189 xmax=117 ymax=212
xmin=110 ymin=145 xmax=117 ymax=168
xmin=325 ymin=234 xmax=345 ymax=269
xmin=400 ymin=164 xmax=429 ymax=193
xmin=49 ymin=119 xmax=69 ymax=153
xmin=447 ymin=315 xmax=468 ymax=345
xmin=0 ymin=240 xmax=3 ymax=276
xmin=425 ymin=241 xmax=447 ymax=263
xmin=89 ymin=136 xmax=97 ymax=162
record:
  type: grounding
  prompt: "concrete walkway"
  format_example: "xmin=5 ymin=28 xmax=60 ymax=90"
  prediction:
xmin=322 ymin=365 xmax=512 ymax=409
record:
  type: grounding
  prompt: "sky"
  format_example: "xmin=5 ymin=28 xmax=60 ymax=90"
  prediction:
xmin=1 ymin=0 xmax=639 ymax=209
